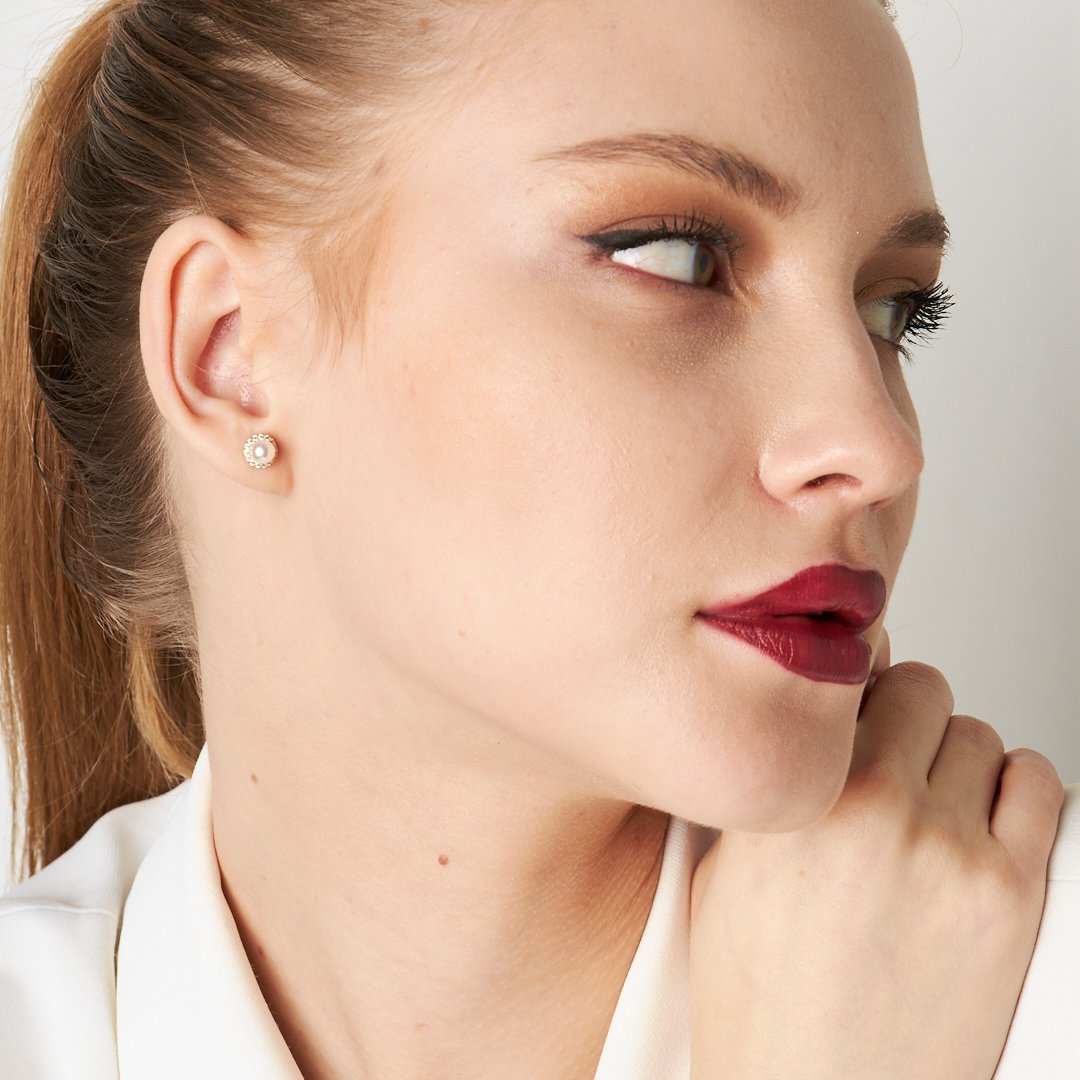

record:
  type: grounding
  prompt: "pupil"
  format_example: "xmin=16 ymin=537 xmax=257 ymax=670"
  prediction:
xmin=693 ymin=246 xmax=714 ymax=285
xmin=892 ymin=300 xmax=912 ymax=341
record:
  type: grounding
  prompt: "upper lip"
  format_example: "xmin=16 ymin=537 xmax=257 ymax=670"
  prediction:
xmin=697 ymin=564 xmax=887 ymax=635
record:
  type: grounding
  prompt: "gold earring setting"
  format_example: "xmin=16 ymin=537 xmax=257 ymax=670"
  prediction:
xmin=243 ymin=433 xmax=278 ymax=469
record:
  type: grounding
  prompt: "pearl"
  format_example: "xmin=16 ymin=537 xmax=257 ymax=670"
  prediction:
xmin=244 ymin=433 xmax=278 ymax=469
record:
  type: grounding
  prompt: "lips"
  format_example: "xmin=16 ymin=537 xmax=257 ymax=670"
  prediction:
xmin=696 ymin=564 xmax=886 ymax=685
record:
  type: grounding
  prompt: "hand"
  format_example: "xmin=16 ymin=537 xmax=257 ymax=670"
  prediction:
xmin=688 ymin=649 xmax=1065 ymax=1080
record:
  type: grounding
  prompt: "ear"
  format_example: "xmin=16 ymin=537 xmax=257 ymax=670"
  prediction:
xmin=139 ymin=214 xmax=291 ymax=493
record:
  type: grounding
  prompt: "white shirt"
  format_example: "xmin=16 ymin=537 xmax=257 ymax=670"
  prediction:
xmin=0 ymin=743 xmax=1076 ymax=1078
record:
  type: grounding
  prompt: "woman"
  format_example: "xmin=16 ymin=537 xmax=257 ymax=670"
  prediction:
xmin=0 ymin=0 xmax=1072 ymax=1077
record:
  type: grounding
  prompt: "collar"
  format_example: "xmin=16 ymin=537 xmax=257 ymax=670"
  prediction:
xmin=116 ymin=743 xmax=302 ymax=1078
xmin=593 ymin=809 xmax=716 ymax=1079
xmin=115 ymin=743 xmax=714 ymax=1079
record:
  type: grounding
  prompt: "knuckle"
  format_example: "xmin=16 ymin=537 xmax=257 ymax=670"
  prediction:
xmin=878 ymin=661 xmax=954 ymax=712
xmin=914 ymin=820 xmax=1036 ymax=924
xmin=1008 ymin=749 xmax=1066 ymax=806
xmin=968 ymin=854 xmax=1037 ymax=925
xmin=947 ymin=714 xmax=1005 ymax=757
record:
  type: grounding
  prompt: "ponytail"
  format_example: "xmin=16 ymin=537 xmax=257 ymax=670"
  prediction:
xmin=0 ymin=3 xmax=201 ymax=886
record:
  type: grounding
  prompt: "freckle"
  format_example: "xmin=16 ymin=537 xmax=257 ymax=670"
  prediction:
xmin=457 ymin=628 xmax=466 ymax=638
xmin=438 ymin=854 xmax=449 ymax=866
xmin=416 ymin=1021 xmax=429 ymax=1030
xmin=250 ymin=773 xmax=259 ymax=784
xmin=799 ymin=868 xmax=806 ymax=877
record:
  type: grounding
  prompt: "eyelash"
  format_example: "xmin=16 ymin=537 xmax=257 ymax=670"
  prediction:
xmin=580 ymin=212 xmax=955 ymax=351
xmin=581 ymin=210 xmax=743 ymax=278
xmin=893 ymin=281 xmax=955 ymax=348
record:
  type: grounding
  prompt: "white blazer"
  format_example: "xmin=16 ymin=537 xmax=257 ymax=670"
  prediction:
xmin=0 ymin=743 xmax=1076 ymax=1078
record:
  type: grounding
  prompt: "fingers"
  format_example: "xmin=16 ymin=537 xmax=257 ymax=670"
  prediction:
xmin=849 ymin=658 xmax=1064 ymax=883
xmin=989 ymin=748 xmax=1065 ymax=878
xmin=925 ymin=714 xmax=1005 ymax=826
xmin=850 ymin=661 xmax=954 ymax=781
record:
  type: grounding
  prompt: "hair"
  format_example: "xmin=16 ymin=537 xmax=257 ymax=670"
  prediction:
xmin=0 ymin=0 xmax=476 ymax=886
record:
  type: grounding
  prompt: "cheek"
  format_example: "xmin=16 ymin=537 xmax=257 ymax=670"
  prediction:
xmin=308 ymin=266 xmax=734 ymax=729
xmin=362 ymin=294 xmax=613 ymax=578
xmin=354 ymin=238 xmax=748 ymax=614
xmin=315 ymin=272 xmax=672 ymax=714
xmin=882 ymin=363 xmax=921 ymax=554
xmin=888 ymin=360 xmax=921 ymax=439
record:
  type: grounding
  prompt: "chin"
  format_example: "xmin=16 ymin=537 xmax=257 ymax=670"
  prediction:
xmin=745 ymin=772 xmax=849 ymax=833
xmin=684 ymin=776 xmax=839 ymax=837
xmin=679 ymin=710 xmax=857 ymax=833
xmin=664 ymin=627 xmax=866 ymax=829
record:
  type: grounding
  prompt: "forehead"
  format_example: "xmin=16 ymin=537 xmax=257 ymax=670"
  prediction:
xmin=432 ymin=0 xmax=934 ymax=217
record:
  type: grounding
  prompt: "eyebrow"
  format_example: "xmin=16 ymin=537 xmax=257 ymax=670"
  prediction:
xmin=535 ymin=131 xmax=951 ymax=253
xmin=535 ymin=131 xmax=802 ymax=217
xmin=879 ymin=208 xmax=951 ymax=253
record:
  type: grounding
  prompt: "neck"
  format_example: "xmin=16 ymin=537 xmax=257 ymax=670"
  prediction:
xmin=207 ymin=701 xmax=670 ymax=1080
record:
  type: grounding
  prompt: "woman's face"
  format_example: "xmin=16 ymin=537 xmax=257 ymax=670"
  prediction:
xmin=281 ymin=0 xmax=943 ymax=831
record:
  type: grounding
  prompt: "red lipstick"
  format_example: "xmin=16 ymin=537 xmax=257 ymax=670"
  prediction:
xmin=696 ymin=564 xmax=886 ymax=685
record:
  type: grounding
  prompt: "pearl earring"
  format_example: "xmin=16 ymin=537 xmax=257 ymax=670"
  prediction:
xmin=243 ymin=432 xmax=278 ymax=469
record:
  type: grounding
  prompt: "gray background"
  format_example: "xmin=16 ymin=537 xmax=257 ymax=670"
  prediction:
xmin=1 ymin=0 xmax=1077 ymax=889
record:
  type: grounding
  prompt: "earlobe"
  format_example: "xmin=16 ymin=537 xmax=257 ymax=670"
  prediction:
xmin=139 ymin=214 xmax=288 ymax=490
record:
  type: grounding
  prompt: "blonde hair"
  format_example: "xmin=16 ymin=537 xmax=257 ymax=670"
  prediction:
xmin=0 ymin=0 xmax=463 ymax=885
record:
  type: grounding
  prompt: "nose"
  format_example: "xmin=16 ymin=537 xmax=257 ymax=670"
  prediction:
xmin=756 ymin=317 xmax=924 ymax=510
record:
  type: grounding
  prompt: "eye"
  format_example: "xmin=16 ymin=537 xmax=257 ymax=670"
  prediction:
xmin=858 ymin=296 xmax=916 ymax=344
xmin=579 ymin=211 xmax=740 ymax=291
xmin=858 ymin=282 xmax=954 ymax=348
xmin=611 ymin=238 xmax=718 ymax=286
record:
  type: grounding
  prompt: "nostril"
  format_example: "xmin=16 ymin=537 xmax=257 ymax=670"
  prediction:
xmin=805 ymin=473 xmax=856 ymax=489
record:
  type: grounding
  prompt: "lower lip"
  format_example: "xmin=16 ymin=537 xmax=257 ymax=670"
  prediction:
xmin=697 ymin=614 xmax=872 ymax=685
